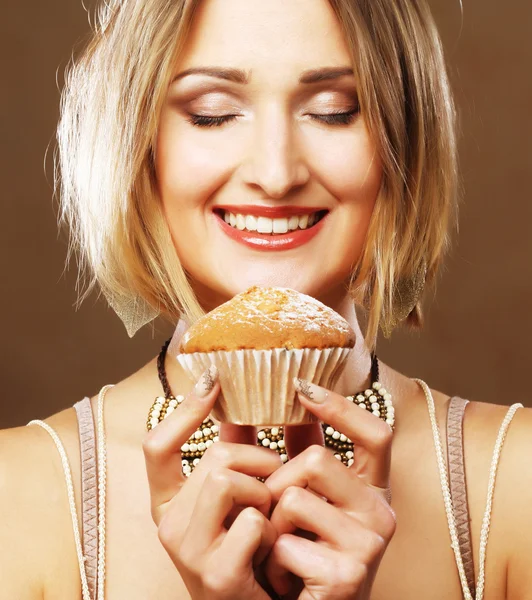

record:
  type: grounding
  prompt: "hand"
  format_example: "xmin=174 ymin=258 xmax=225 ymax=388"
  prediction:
xmin=262 ymin=379 xmax=397 ymax=600
xmin=142 ymin=365 xmax=283 ymax=600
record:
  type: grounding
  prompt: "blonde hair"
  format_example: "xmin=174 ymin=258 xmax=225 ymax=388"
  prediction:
xmin=56 ymin=0 xmax=458 ymax=348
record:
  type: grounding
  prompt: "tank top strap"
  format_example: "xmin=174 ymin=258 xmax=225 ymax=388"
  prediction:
xmin=73 ymin=396 xmax=99 ymax=600
xmin=26 ymin=413 xmax=94 ymax=600
xmin=446 ymin=396 xmax=475 ymax=598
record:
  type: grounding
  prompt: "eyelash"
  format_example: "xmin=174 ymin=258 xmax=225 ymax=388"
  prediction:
xmin=186 ymin=107 xmax=360 ymax=128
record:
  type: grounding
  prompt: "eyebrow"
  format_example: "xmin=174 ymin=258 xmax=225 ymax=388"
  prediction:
xmin=171 ymin=66 xmax=355 ymax=85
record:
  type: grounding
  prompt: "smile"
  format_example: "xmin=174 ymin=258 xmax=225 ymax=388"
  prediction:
xmin=213 ymin=206 xmax=330 ymax=251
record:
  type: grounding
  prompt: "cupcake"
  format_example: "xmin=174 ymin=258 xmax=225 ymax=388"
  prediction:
xmin=174 ymin=286 xmax=355 ymax=426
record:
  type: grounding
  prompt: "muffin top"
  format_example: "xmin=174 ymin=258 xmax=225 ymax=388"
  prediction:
xmin=179 ymin=286 xmax=356 ymax=353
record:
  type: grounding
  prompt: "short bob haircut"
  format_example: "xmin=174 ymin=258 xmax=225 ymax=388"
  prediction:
xmin=56 ymin=0 xmax=458 ymax=348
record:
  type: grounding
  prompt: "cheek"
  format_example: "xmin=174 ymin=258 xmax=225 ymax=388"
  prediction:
xmin=155 ymin=116 xmax=232 ymax=208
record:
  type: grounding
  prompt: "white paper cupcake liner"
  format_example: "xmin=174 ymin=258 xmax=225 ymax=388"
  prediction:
xmin=175 ymin=346 xmax=352 ymax=426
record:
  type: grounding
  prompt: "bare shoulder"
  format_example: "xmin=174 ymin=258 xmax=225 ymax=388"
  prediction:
xmin=0 ymin=413 xmax=82 ymax=599
xmin=462 ymin=399 xmax=531 ymax=598
xmin=470 ymin=401 xmax=532 ymax=599
xmin=0 ymin=402 xmax=96 ymax=599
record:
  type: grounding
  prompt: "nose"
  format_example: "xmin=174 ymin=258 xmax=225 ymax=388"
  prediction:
xmin=239 ymin=105 xmax=310 ymax=199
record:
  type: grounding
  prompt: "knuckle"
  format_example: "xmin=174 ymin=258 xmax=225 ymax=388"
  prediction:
xmin=205 ymin=467 xmax=233 ymax=494
xmin=373 ymin=423 xmax=394 ymax=448
xmin=303 ymin=444 xmax=330 ymax=474
xmin=278 ymin=485 xmax=305 ymax=513
xmin=337 ymin=559 xmax=368 ymax=588
xmin=363 ymin=529 xmax=387 ymax=562
xmin=238 ymin=505 xmax=265 ymax=528
xmin=204 ymin=441 xmax=234 ymax=465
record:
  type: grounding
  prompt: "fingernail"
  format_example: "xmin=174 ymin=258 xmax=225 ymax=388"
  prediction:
xmin=195 ymin=365 xmax=219 ymax=397
xmin=293 ymin=377 xmax=328 ymax=404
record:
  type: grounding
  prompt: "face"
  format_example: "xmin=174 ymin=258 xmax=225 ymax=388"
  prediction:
xmin=156 ymin=0 xmax=382 ymax=311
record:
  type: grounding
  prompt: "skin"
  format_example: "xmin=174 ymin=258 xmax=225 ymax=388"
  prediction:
xmin=147 ymin=0 xmax=408 ymax=597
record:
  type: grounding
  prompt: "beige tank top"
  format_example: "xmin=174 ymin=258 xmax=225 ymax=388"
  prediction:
xmin=27 ymin=389 xmax=524 ymax=600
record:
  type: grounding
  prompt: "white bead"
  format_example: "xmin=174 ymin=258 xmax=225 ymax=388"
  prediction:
xmin=347 ymin=437 xmax=352 ymax=443
xmin=181 ymin=459 xmax=189 ymax=466
xmin=258 ymin=431 xmax=266 ymax=440
xmin=193 ymin=458 xmax=201 ymax=466
xmin=185 ymin=471 xmax=191 ymax=477
xmin=213 ymin=436 xmax=219 ymax=442
xmin=384 ymin=399 xmax=393 ymax=407
xmin=388 ymin=406 xmax=395 ymax=414
xmin=211 ymin=425 xmax=219 ymax=433
xmin=198 ymin=442 xmax=206 ymax=451
xmin=356 ymin=394 xmax=365 ymax=402
xmin=281 ymin=454 xmax=288 ymax=462
xmin=271 ymin=427 xmax=279 ymax=436
xmin=332 ymin=431 xmax=341 ymax=440
xmin=365 ymin=389 xmax=372 ymax=397
xmin=183 ymin=465 xmax=191 ymax=473
xmin=278 ymin=439 xmax=285 ymax=448
xmin=166 ymin=406 xmax=175 ymax=415
xmin=202 ymin=428 xmax=211 ymax=436
xmin=262 ymin=438 xmax=270 ymax=447
xmin=190 ymin=443 xmax=198 ymax=452
xmin=149 ymin=417 xmax=159 ymax=427
xmin=379 ymin=388 xmax=387 ymax=396
xmin=181 ymin=443 xmax=190 ymax=452
xmin=386 ymin=417 xmax=395 ymax=425
xmin=176 ymin=395 xmax=185 ymax=403
xmin=346 ymin=450 xmax=354 ymax=459
xmin=340 ymin=434 xmax=347 ymax=442
xmin=151 ymin=407 xmax=161 ymax=416
xmin=372 ymin=410 xmax=380 ymax=417
xmin=358 ymin=403 xmax=367 ymax=409
xmin=369 ymin=395 xmax=377 ymax=403
xmin=203 ymin=417 xmax=210 ymax=423
xmin=194 ymin=430 xmax=203 ymax=440
xmin=371 ymin=402 xmax=380 ymax=411
xmin=269 ymin=442 xmax=278 ymax=450
xmin=325 ymin=426 xmax=334 ymax=436
xmin=372 ymin=382 xmax=382 ymax=390
xmin=346 ymin=395 xmax=354 ymax=402
xmin=205 ymin=439 xmax=214 ymax=448
xmin=169 ymin=399 xmax=178 ymax=407
xmin=156 ymin=396 xmax=165 ymax=404
xmin=334 ymin=453 xmax=342 ymax=460
xmin=347 ymin=458 xmax=354 ymax=467
xmin=384 ymin=393 xmax=392 ymax=402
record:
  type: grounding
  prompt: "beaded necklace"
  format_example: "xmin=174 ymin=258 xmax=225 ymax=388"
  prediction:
xmin=147 ymin=338 xmax=395 ymax=475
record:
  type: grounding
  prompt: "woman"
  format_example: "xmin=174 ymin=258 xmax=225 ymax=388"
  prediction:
xmin=2 ymin=0 xmax=530 ymax=598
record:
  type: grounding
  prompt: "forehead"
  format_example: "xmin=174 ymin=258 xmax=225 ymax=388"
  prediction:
xmin=176 ymin=0 xmax=353 ymax=79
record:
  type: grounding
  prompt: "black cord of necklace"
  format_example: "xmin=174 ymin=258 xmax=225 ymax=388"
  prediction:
xmin=157 ymin=337 xmax=379 ymax=399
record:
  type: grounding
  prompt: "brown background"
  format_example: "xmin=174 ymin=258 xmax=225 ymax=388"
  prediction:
xmin=1 ymin=1 xmax=530 ymax=429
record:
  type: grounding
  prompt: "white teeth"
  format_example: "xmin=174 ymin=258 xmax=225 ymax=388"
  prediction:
xmin=236 ymin=214 xmax=246 ymax=230
xmin=245 ymin=215 xmax=258 ymax=231
xmin=298 ymin=214 xmax=309 ymax=229
xmin=273 ymin=218 xmax=289 ymax=234
xmin=257 ymin=216 xmax=273 ymax=234
xmin=222 ymin=211 xmax=322 ymax=234
xmin=288 ymin=216 xmax=299 ymax=231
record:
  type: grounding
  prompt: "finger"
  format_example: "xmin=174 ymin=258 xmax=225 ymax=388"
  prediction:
xmin=282 ymin=422 xmax=324 ymax=459
xmin=270 ymin=485 xmax=360 ymax=548
xmin=218 ymin=506 xmax=278 ymax=570
xmin=142 ymin=365 xmax=220 ymax=512
xmin=265 ymin=534 xmax=337 ymax=593
xmin=183 ymin=468 xmax=271 ymax=556
xmin=294 ymin=378 xmax=393 ymax=491
xmin=265 ymin=444 xmax=367 ymax=510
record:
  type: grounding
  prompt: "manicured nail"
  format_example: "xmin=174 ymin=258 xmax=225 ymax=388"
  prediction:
xmin=293 ymin=377 xmax=328 ymax=404
xmin=195 ymin=365 xmax=219 ymax=397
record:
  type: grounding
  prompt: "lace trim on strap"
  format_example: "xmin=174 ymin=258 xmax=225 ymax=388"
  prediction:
xmin=447 ymin=396 xmax=476 ymax=598
xmin=26 ymin=418 xmax=93 ymax=600
xmin=74 ymin=397 xmax=99 ymax=600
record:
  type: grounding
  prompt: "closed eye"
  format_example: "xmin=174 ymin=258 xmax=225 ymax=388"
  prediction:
xmin=186 ymin=107 xmax=360 ymax=128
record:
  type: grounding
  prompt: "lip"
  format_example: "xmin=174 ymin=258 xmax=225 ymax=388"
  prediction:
xmin=213 ymin=209 xmax=329 ymax=251
xmin=214 ymin=204 xmax=328 ymax=218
